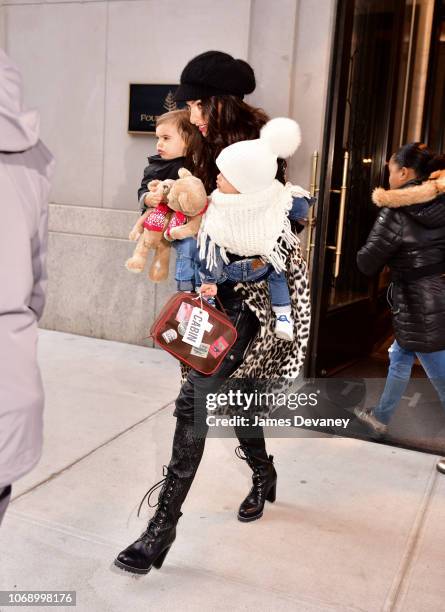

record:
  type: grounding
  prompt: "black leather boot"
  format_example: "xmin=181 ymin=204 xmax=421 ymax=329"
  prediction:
xmin=114 ymin=419 xmax=205 ymax=575
xmin=114 ymin=466 xmax=183 ymax=574
xmin=235 ymin=444 xmax=277 ymax=522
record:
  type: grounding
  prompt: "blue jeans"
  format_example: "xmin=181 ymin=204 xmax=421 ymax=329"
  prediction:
xmin=172 ymin=237 xmax=201 ymax=291
xmin=374 ymin=340 xmax=445 ymax=424
xmin=267 ymin=270 xmax=291 ymax=307
xmin=215 ymin=259 xmax=291 ymax=308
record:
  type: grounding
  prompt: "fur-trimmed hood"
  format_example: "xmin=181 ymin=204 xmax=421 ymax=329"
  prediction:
xmin=372 ymin=170 xmax=445 ymax=208
xmin=372 ymin=170 xmax=445 ymax=229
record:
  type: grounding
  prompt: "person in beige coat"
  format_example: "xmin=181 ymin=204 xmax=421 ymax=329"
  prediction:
xmin=0 ymin=49 xmax=54 ymax=525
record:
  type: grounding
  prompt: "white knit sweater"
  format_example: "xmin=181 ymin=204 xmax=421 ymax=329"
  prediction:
xmin=198 ymin=180 xmax=305 ymax=274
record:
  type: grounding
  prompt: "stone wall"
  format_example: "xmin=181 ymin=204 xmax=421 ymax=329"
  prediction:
xmin=2 ymin=0 xmax=335 ymax=345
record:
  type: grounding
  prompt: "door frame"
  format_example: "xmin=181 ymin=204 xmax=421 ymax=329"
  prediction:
xmin=306 ymin=0 xmax=406 ymax=378
xmin=422 ymin=0 xmax=445 ymax=150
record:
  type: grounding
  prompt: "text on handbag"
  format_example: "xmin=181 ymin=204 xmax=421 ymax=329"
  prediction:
xmin=182 ymin=307 xmax=210 ymax=348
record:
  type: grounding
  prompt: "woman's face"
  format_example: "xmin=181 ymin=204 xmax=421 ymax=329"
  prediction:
xmin=388 ymin=156 xmax=417 ymax=189
xmin=186 ymin=100 xmax=208 ymax=136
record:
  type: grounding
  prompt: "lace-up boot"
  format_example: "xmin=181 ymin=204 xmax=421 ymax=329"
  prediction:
xmin=235 ymin=444 xmax=277 ymax=522
xmin=114 ymin=419 xmax=205 ymax=574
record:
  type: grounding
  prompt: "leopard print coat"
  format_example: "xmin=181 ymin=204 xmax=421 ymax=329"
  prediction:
xmin=180 ymin=240 xmax=311 ymax=382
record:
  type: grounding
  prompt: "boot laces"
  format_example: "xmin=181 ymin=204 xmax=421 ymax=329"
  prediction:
xmin=235 ymin=445 xmax=274 ymax=498
xmin=235 ymin=445 xmax=257 ymax=473
xmin=235 ymin=445 xmax=248 ymax=461
xmin=137 ymin=465 xmax=176 ymax=518
xmin=235 ymin=445 xmax=272 ymax=471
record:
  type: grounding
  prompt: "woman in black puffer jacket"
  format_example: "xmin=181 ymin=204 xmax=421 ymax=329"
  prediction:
xmin=354 ymin=144 xmax=445 ymax=471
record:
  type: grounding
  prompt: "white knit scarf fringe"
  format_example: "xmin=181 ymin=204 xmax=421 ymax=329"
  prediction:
xmin=198 ymin=181 xmax=308 ymax=274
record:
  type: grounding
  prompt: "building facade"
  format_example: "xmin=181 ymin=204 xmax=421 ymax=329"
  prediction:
xmin=0 ymin=0 xmax=335 ymax=345
xmin=2 ymin=0 xmax=444 ymax=368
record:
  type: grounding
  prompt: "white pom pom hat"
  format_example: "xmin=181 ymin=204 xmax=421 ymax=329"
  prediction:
xmin=216 ymin=117 xmax=301 ymax=194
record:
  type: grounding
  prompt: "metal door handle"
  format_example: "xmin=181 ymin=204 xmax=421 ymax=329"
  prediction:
xmin=327 ymin=150 xmax=349 ymax=278
xmin=305 ymin=151 xmax=319 ymax=267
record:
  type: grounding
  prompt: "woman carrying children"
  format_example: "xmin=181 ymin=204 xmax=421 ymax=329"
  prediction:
xmin=115 ymin=51 xmax=311 ymax=576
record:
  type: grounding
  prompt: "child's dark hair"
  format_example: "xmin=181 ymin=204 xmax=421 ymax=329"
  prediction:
xmin=392 ymin=143 xmax=445 ymax=180
xmin=156 ymin=109 xmax=200 ymax=167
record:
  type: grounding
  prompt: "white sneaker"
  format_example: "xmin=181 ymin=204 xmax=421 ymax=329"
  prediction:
xmin=275 ymin=314 xmax=294 ymax=341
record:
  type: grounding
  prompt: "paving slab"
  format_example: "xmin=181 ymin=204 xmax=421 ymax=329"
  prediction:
xmin=3 ymin=399 xmax=441 ymax=612
xmin=14 ymin=330 xmax=180 ymax=496
xmin=391 ymin=471 xmax=445 ymax=612
xmin=3 ymin=330 xmax=444 ymax=612
xmin=0 ymin=512 xmax=333 ymax=612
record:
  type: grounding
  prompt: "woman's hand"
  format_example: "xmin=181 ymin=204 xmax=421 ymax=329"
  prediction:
xmin=199 ymin=283 xmax=217 ymax=297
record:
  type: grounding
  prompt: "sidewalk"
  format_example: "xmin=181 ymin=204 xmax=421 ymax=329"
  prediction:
xmin=1 ymin=330 xmax=444 ymax=612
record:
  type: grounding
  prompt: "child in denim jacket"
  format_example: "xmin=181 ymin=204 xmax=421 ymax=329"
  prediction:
xmin=198 ymin=118 xmax=311 ymax=341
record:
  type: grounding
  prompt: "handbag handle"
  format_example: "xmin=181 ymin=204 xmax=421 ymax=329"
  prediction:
xmin=191 ymin=291 xmax=230 ymax=317
xmin=214 ymin=294 xmax=230 ymax=316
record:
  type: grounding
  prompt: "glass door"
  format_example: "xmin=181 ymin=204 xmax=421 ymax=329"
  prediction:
xmin=307 ymin=0 xmax=407 ymax=377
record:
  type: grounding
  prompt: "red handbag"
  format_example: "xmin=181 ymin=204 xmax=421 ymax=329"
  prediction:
xmin=149 ymin=292 xmax=238 ymax=375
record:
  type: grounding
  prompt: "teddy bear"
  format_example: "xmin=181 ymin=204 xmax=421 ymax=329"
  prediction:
xmin=125 ymin=168 xmax=207 ymax=282
xmin=125 ymin=180 xmax=171 ymax=279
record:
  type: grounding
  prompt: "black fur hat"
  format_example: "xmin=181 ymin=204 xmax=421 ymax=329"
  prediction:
xmin=174 ymin=50 xmax=256 ymax=101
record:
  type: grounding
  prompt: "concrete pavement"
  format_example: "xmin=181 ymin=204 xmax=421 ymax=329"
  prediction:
xmin=1 ymin=330 xmax=444 ymax=612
